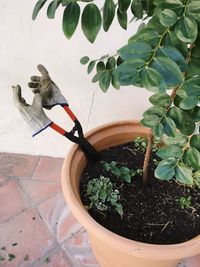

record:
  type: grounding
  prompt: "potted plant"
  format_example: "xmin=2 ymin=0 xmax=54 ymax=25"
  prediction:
xmin=21 ymin=0 xmax=200 ymax=266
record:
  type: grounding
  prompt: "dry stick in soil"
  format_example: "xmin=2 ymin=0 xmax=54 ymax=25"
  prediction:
xmin=142 ymin=44 xmax=194 ymax=184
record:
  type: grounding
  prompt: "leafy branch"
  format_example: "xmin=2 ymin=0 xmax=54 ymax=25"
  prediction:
xmin=32 ymin=0 xmax=155 ymax=42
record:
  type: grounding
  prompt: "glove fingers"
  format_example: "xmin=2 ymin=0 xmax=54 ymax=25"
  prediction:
xmin=37 ymin=64 xmax=49 ymax=79
xmin=28 ymin=82 xmax=39 ymax=89
xmin=12 ymin=85 xmax=22 ymax=107
xmin=30 ymin=76 xmax=41 ymax=82
xmin=12 ymin=85 xmax=30 ymax=108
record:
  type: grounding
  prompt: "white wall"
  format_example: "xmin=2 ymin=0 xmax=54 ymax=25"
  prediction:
xmin=0 ymin=0 xmax=151 ymax=158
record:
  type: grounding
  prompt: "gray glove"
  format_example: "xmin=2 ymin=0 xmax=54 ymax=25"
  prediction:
xmin=12 ymin=85 xmax=52 ymax=137
xmin=28 ymin=64 xmax=68 ymax=109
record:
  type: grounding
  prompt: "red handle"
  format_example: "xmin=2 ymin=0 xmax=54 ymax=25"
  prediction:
xmin=50 ymin=123 xmax=66 ymax=135
xmin=63 ymin=105 xmax=77 ymax=121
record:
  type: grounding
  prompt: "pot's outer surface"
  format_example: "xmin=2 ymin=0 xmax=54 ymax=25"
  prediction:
xmin=61 ymin=120 xmax=200 ymax=267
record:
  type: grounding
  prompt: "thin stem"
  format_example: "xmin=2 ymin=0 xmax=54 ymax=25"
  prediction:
xmin=143 ymin=131 xmax=153 ymax=184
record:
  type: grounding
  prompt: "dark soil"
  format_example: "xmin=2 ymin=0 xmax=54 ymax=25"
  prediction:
xmin=80 ymin=141 xmax=200 ymax=245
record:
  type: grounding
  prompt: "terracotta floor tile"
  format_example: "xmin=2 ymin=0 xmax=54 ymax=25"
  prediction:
xmin=0 ymin=174 xmax=9 ymax=183
xmin=0 ymin=153 xmax=39 ymax=178
xmin=0 ymin=179 xmax=29 ymax=223
xmin=20 ymin=179 xmax=61 ymax=204
xmin=38 ymin=194 xmax=83 ymax=243
xmin=32 ymin=157 xmax=64 ymax=181
xmin=33 ymin=249 xmax=72 ymax=267
xmin=0 ymin=208 xmax=56 ymax=267
xmin=62 ymin=230 xmax=99 ymax=267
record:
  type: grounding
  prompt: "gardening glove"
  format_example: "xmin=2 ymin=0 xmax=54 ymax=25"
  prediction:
xmin=28 ymin=64 xmax=68 ymax=109
xmin=12 ymin=85 xmax=52 ymax=137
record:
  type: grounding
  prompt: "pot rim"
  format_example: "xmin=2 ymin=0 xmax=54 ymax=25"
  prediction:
xmin=61 ymin=120 xmax=200 ymax=260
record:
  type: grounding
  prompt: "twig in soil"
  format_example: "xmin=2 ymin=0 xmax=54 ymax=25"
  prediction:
xmin=145 ymin=223 xmax=167 ymax=226
xmin=161 ymin=221 xmax=170 ymax=233
xmin=123 ymin=148 xmax=136 ymax=155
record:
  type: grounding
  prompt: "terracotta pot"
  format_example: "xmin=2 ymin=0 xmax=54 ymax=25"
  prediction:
xmin=61 ymin=120 xmax=200 ymax=267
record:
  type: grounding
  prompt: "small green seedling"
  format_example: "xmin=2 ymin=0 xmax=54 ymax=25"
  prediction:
xmin=178 ymin=196 xmax=192 ymax=210
xmin=103 ymin=161 xmax=142 ymax=183
xmin=133 ymin=137 xmax=157 ymax=153
xmin=86 ymin=176 xmax=123 ymax=218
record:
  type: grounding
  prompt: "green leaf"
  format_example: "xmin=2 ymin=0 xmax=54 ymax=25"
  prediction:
xmin=123 ymin=174 xmax=132 ymax=183
xmin=80 ymin=56 xmax=90 ymax=65
xmin=129 ymin=29 xmax=160 ymax=47
xmin=92 ymin=72 xmax=102 ymax=83
xmin=155 ymin=0 xmax=183 ymax=13
xmin=143 ymin=106 xmax=165 ymax=118
xmin=117 ymin=8 xmax=127 ymax=30
xmin=151 ymin=57 xmax=184 ymax=87
xmin=187 ymin=61 xmax=200 ymax=78
xmin=163 ymin=31 xmax=188 ymax=57
xmin=187 ymin=107 xmax=200 ymax=123
xmin=147 ymin=16 xmax=166 ymax=34
xmin=114 ymin=61 xmax=144 ymax=85
xmin=167 ymin=106 xmax=195 ymax=136
xmin=120 ymin=167 xmax=130 ymax=174
xmin=131 ymin=0 xmax=143 ymax=19
xmin=158 ymin=9 xmax=178 ymax=27
xmin=149 ymin=93 xmax=171 ymax=107
xmin=115 ymin=204 xmax=124 ymax=218
xmin=153 ymin=123 xmax=164 ymax=140
xmin=155 ymin=158 xmax=176 ymax=180
xmin=32 ymin=0 xmax=47 ymax=20
xmin=156 ymin=46 xmax=187 ymax=72
xmin=47 ymin=0 xmax=61 ymax=19
xmin=156 ymin=145 xmax=182 ymax=160
xmin=190 ymin=135 xmax=200 ymax=152
xmin=117 ymin=56 xmax=125 ymax=66
xmin=141 ymin=115 xmax=160 ymax=128
xmin=111 ymin=75 xmax=120 ymax=90
xmin=164 ymin=133 xmax=188 ymax=148
xmin=181 ymin=76 xmax=200 ymax=97
xmin=112 ymin=167 xmax=121 ymax=176
xmin=106 ymin=57 xmax=116 ymax=70
xmin=87 ymin=61 xmax=96 ymax=74
xmin=99 ymin=71 xmax=111 ymax=92
xmin=141 ymin=67 xmax=166 ymax=93
xmin=162 ymin=117 xmax=176 ymax=137
xmin=141 ymin=0 xmax=155 ymax=16
xmin=175 ymin=15 xmax=198 ymax=43
xmin=187 ymin=1 xmax=200 ymax=22
xmin=119 ymin=0 xmax=131 ymax=12
xmin=167 ymin=107 xmax=183 ymax=129
xmin=81 ymin=4 xmax=102 ymax=43
xmin=103 ymin=0 xmax=115 ymax=32
xmin=119 ymin=42 xmax=152 ymax=61
xmin=183 ymin=147 xmax=200 ymax=171
xmin=175 ymin=165 xmax=193 ymax=185
xmin=96 ymin=61 xmax=106 ymax=72
xmin=62 ymin=3 xmax=80 ymax=39
xmin=103 ymin=162 xmax=110 ymax=171
xmin=179 ymin=96 xmax=199 ymax=110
